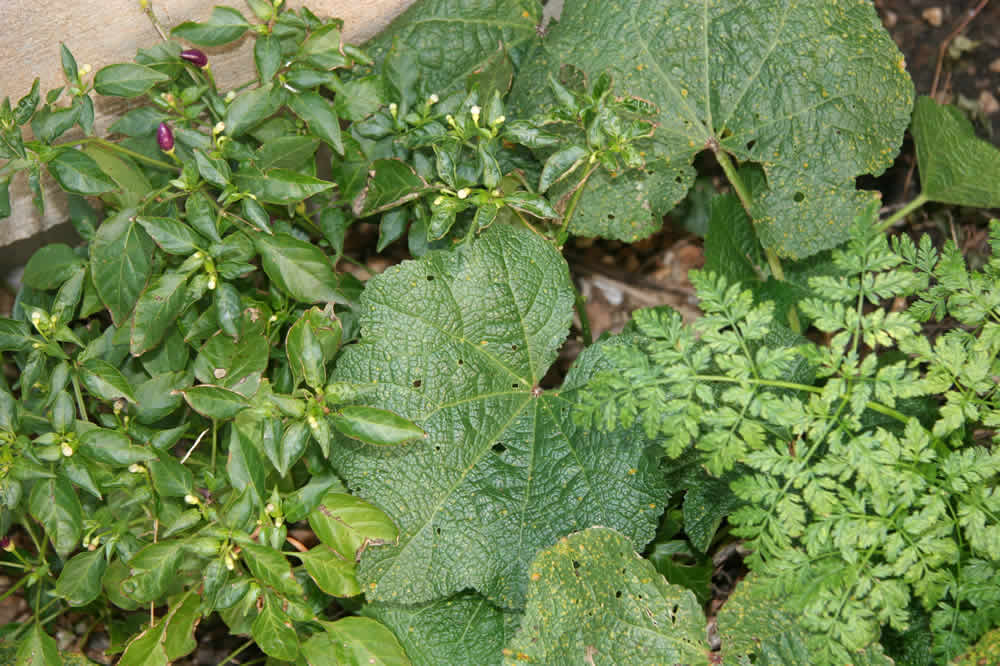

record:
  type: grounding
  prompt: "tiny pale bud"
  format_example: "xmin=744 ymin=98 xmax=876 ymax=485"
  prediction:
xmin=433 ymin=196 xmax=444 ymax=206
xmin=80 ymin=64 xmax=92 ymax=76
xmin=268 ymin=314 xmax=278 ymax=322
xmin=30 ymin=311 xmax=41 ymax=323
xmin=184 ymin=494 xmax=199 ymax=505
xmin=0 ymin=536 xmax=13 ymax=552
xmin=493 ymin=115 xmax=506 ymax=125
xmin=307 ymin=415 xmax=319 ymax=428
xmin=128 ymin=463 xmax=144 ymax=474
xmin=389 ymin=102 xmax=398 ymax=117
xmin=225 ymin=91 xmax=236 ymax=103
xmin=265 ymin=503 xmax=276 ymax=514
xmin=428 ymin=94 xmax=439 ymax=104
xmin=456 ymin=188 xmax=470 ymax=200
xmin=207 ymin=277 xmax=217 ymax=290
xmin=213 ymin=121 xmax=226 ymax=134
xmin=225 ymin=554 xmax=236 ymax=570
xmin=61 ymin=443 xmax=74 ymax=457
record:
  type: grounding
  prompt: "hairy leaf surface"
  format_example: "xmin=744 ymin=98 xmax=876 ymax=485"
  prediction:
xmin=331 ymin=224 xmax=666 ymax=607
xmin=511 ymin=0 xmax=913 ymax=256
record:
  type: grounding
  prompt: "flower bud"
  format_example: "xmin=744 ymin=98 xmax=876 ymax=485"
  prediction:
xmin=213 ymin=121 xmax=226 ymax=134
xmin=470 ymin=105 xmax=481 ymax=124
xmin=225 ymin=91 xmax=236 ymax=103
xmin=128 ymin=463 xmax=144 ymax=474
xmin=157 ymin=122 xmax=174 ymax=152
xmin=456 ymin=188 xmax=470 ymax=200
xmin=184 ymin=494 xmax=200 ymax=505
xmin=61 ymin=443 xmax=74 ymax=457
xmin=428 ymin=94 xmax=439 ymax=104
xmin=388 ymin=102 xmax=398 ymax=118
xmin=180 ymin=49 xmax=208 ymax=68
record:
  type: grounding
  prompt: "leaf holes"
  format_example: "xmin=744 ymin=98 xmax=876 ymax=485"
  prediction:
xmin=793 ymin=192 xmax=805 ymax=203
xmin=607 ymin=213 xmax=615 ymax=220
xmin=674 ymin=176 xmax=683 ymax=184
xmin=457 ymin=359 xmax=464 ymax=365
xmin=426 ymin=275 xmax=434 ymax=281
xmin=572 ymin=560 xmax=580 ymax=569
xmin=615 ymin=590 xmax=622 ymax=598
xmin=511 ymin=344 xmax=518 ymax=351
xmin=512 ymin=383 xmax=519 ymax=389
xmin=492 ymin=442 xmax=507 ymax=454
xmin=435 ymin=527 xmax=442 ymax=535
xmin=413 ymin=379 xmax=422 ymax=388
xmin=745 ymin=139 xmax=756 ymax=151
xmin=434 ymin=445 xmax=441 ymax=451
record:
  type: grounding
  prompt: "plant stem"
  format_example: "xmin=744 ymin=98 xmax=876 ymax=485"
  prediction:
xmin=211 ymin=420 xmax=218 ymax=472
xmin=559 ymin=162 xmax=598 ymax=239
xmin=218 ymin=638 xmax=255 ymax=666
xmin=66 ymin=138 xmax=181 ymax=172
xmin=0 ymin=574 xmax=29 ymax=604
xmin=71 ymin=375 xmax=88 ymax=422
xmin=877 ymin=193 xmax=929 ymax=232
xmin=715 ymin=148 xmax=802 ymax=333
xmin=573 ymin=283 xmax=593 ymax=346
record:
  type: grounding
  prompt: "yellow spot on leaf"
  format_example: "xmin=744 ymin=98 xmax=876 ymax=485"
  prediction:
xmin=531 ymin=572 xmax=541 ymax=581
xmin=681 ymin=88 xmax=688 ymax=97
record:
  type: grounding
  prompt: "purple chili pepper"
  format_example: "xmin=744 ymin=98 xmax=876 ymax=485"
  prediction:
xmin=157 ymin=122 xmax=174 ymax=151
xmin=180 ymin=49 xmax=208 ymax=68
xmin=0 ymin=536 xmax=11 ymax=551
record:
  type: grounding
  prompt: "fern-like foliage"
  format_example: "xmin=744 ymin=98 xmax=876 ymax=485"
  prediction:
xmin=575 ymin=210 xmax=1000 ymax=661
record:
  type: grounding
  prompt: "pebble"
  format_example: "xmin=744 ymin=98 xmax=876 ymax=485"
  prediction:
xmin=990 ymin=57 xmax=1000 ymax=73
xmin=882 ymin=10 xmax=897 ymax=29
xmin=979 ymin=90 xmax=1000 ymax=115
xmin=922 ymin=7 xmax=944 ymax=27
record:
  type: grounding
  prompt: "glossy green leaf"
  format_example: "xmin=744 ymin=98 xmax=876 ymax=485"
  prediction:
xmin=48 ymin=149 xmax=116 ymax=195
xmin=286 ymin=309 xmax=327 ymax=390
xmin=185 ymin=191 xmax=221 ymax=243
xmin=80 ymin=144 xmax=152 ymax=203
xmin=502 ymin=191 xmax=559 ymax=220
xmin=255 ymin=233 xmax=350 ymax=305
xmin=79 ymin=357 xmax=137 ymax=403
xmin=233 ymin=167 xmax=334 ymax=204
xmin=242 ymin=542 xmax=303 ymax=599
xmin=252 ymin=595 xmax=300 ymax=661
xmin=193 ymin=329 xmax=268 ymax=397
xmin=288 ymin=91 xmax=344 ymax=155
xmin=303 ymin=617 xmax=410 ymax=666
xmin=352 ymin=159 xmax=429 ymax=218
xmin=130 ymin=271 xmax=189 ymax=355
xmin=180 ymin=385 xmax=249 ymax=420
xmin=227 ymin=421 xmax=268 ymax=504
xmin=171 ymin=6 xmax=250 ymax=46
xmin=295 ymin=546 xmax=360 ymax=597
xmin=307 ymin=491 xmax=397 ymax=560
xmin=511 ymin=0 xmax=913 ymax=256
xmin=224 ymin=84 xmax=285 ymax=137
xmin=79 ymin=427 xmax=156 ymax=465
xmin=538 ymin=145 xmax=587 ymax=194
xmin=193 ymin=150 xmax=231 ymax=188
xmin=0 ymin=318 xmax=33 ymax=352
xmin=366 ymin=593 xmax=520 ymax=666
xmin=330 ymin=224 xmax=666 ymax=607
xmin=93 ymin=63 xmax=170 ymax=98
xmin=22 ymin=244 xmax=85 ymax=290
xmin=253 ymin=135 xmax=321 ymax=171
xmin=149 ymin=452 xmax=194 ymax=498
xmin=331 ymin=405 xmax=425 ymax=446
xmin=55 ymin=550 xmax=107 ymax=606
xmin=118 ymin=589 xmax=200 ymax=665
xmin=90 ymin=208 xmax=154 ymax=326
xmin=506 ymin=527 xmax=707 ymax=664
xmin=254 ymin=34 xmax=282 ymax=82
xmin=28 ymin=477 xmax=82 ymax=558
xmin=15 ymin=624 xmax=61 ymax=666
xmin=912 ymin=95 xmax=1000 ymax=207
xmin=121 ymin=541 xmax=186 ymax=604
xmin=272 ymin=419 xmax=309 ymax=476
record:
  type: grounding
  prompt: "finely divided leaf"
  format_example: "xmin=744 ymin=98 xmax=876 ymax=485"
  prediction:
xmin=511 ymin=0 xmax=913 ymax=257
xmin=330 ymin=224 xmax=665 ymax=608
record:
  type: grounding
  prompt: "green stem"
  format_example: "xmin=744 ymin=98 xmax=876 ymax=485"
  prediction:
xmin=573 ymin=284 xmax=593 ymax=346
xmin=510 ymin=208 xmax=545 ymax=240
xmin=877 ymin=193 xmax=929 ymax=232
xmin=559 ymin=162 xmax=598 ymax=239
xmin=218 ymin=639 xmax=255 ymax=666
xmin=0 ymin=574 xmax=29 ymax=604
xmin=65 ymin=137 xmax=180 ymax=172
xmin=211 ymin=420 xmax=218 ymax=472
xmin=71 ymin=375 xmax=88 ymax=422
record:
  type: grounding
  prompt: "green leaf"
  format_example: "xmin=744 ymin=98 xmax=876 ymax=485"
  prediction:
xmin=912 ymin=95 xmax=1000 ymax=207
xmin=28 ymin=477 xmax=82 ymax=558
xmin=193 ymin=150 xmax=231 ymax=188
xmin=295 ymin=546 xmax=360 ymax=597
xmin=233 ymin=167 xmax=334 ymax=204
xmin=224 ymin=84 xmax=285 ymax=137
xmin=80 ymin=144 xmax=153 ymax=201
xmin=502 ymin=191 xmax=559 ymax=220
xmin=682 ymin=469 xmax=745 ymax=553
xmin=330 ymin=225 xmax=666 ymax=607
xmin=79 ymin=357 xmax=137 ymax=403
xmin=130 ymin=271 xmax=189 ymax=355
xmin=538 ymin=145 xmax=587 ymax=193
xmin=254 ymin=34 xmax=282 ymax=82
xmin=135 ymin=216 xmax=203 ymax=255
xmin=118 ymin=589 xmax=200 ymax=665
xmin=180 ymin=385 xmax=249 ymax=420
xmin=79 ymin=428 xmax=156 ymax=465
xmin=299 ymin=24 xmax=349 ymax=70
xmin=510 ymin=0 xmax=913 ymax=257
xmin=193 ymin=328 xmax=269 ymax=397
xmin=303 ymin=617 xmax=410 ymax=666
xmin=171 ymin=6 xmax=250 ymax=46
xmin=331 ymin=406 xmax=425 ymax=446
xmin=22 ymin=244 xmax=85 ymax=290
xmin=242 ymin=542 xmax=303 ymax=599
xmin=149 ymin=452 xmax=194 ymax=498
xmin=227 ymin=424 xmax=268 ymax=505
xmin=0 ymin=318 xmax=33 ymax=352
xmin=285 ymin=308 xmax=332 ymax=390
xmin=48 ymin=149 xmax=116 ymax=195
xmin=352 ymin=159 xmax=430 ymax=218
xmin=288 ymin=91 xmax=344 ymax=155
xmin=0 ymin=178 xmax=9 ymax=220
xmin=366 ymin=593 xmax=520 ymax=666
xmin=253 ymin=135 xmax=321 ymax=171
xmin=507 ymin=527 xmax=707 ymax=663
xmin=55 ymin=550 xmax=107 ymax=607
xmin=307 ymin=492 xmax=398 ymax=560
xmin=702 ymin=192 xmax=761 ymax=287
xmin=121 ymin=541 xmax=186 ymax=604
xmin=364 ymin=0 xmax=539 ymax=97
xmin=93 ymin=63 xmax=170 ymax=98
xmin=90 ymin=208 xmax=155 ymax=326
xmin=15 ymin=624 xmax=61 ymax=666
xmin=255 ymin=233 xmax=350 ymax=305
xmin=252 ymin=595 xmax=300 ymax=661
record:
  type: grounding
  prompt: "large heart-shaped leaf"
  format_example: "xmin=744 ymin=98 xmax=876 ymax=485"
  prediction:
xmin=330 ymin=224 xmax=667 ymax=608
xmin=511 ymin=0 xmax=913 ymax=257
xmin=363 ymin=0 xmax=541 ymax=96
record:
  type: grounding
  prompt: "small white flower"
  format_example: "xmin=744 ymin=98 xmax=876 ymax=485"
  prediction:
xmin=307 ymin=415 xmax=319 ymax=428
xmin=61 ymin=443 xmax=74 ymax=457
xmin=389 ymin=102 xmax=398 ymax=117
xmin=184 ymin=494 xmax=199 ymax=505
xmin=269 ymin=314 xmax=278 ymax=323
xmin=128 ymin=463 xmax=144 ymax=474
xmin=225 ymin=90 xmax=237 ymax=102
xmin=433 ymin=196 xmax=444 ymax=206
xmin=213 ymin=121 xmax=226 ymax=133
xmin=207 ymin=277 xmax=217 ymax=290
xmin=456 ymin=188 xmax=470 ymax=200
xmin=79 ymin=64 xmax=92 ymax=76
xmin=225 ymin=554 xmax=236 ymax=570
xmin=30 ymin=311 xmax=41 ymax=324
xmin=428 ymin=94 xmax=439 ymax=104
xmin=470 ymin=105 xmax=481 ymax=124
